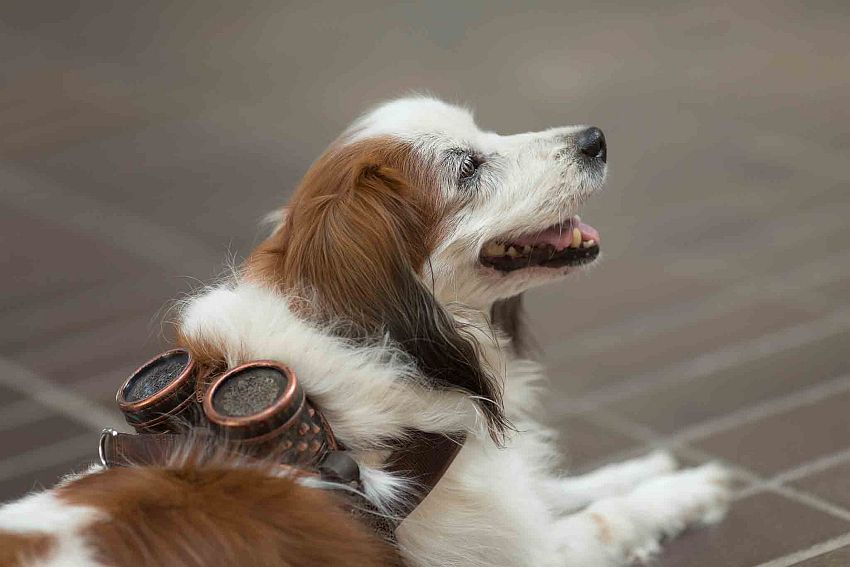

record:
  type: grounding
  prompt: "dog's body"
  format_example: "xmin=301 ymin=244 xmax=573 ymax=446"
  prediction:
xmin=0 ymin=97 xmax=731 ymax=567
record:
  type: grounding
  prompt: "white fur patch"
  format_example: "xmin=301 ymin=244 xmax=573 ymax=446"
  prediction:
xmin=179 ymin=282 xmax=478 ymax=449
xmin=0 ymin=491 xmax=106 ymax=567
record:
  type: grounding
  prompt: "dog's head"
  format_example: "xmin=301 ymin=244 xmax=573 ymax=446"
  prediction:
xmin=347 ymin=97 xmax=607 ymax=307
xmin=248 ymin=96 xmax=607 ymax=439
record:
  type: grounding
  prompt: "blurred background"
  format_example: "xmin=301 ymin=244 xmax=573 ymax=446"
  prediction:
xmin=0 ymin=2 xmax=848 ymax=565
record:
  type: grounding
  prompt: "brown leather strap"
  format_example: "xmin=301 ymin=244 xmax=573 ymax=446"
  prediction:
xmin=383 ymin=431 xmax=466 ymax=523
xmin=100 ymin=429 xmax=186 ymax=467
xmin=100 ymin=429 xmax=318 ymax=478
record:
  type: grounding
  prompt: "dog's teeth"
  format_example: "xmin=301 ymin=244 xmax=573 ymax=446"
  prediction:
xmin=582 ymin=239 xmax=596 ymax=249
xmin=522 ymin=245 xmax=533 ymax=254
xmin=571 ymin=228 xmax=582 ymax=248
xmin=506 ymin=246 xmax=521 ymax=258
xmin=484 ymin=243 xmax=505 ymax=256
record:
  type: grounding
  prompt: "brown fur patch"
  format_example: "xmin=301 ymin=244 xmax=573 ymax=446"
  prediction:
xmin=245 ymin=137 xmax=441 ymax=327
xmin=59 ymin=465 xmax=401 ymax=567
xmin=179 ymin=137 xmax=439 ymax=370
xmin=0 ymin=531 xmax=55 ymax=566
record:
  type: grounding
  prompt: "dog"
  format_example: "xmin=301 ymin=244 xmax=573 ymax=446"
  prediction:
xmin=0 ymin=97 xmax=731 ymax=567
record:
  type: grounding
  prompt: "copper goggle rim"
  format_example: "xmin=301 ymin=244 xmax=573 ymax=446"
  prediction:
xmin=202 ymin=360 xmax=302 ymax=433
xmin=116 ymin=349 xmax=196 ymax=421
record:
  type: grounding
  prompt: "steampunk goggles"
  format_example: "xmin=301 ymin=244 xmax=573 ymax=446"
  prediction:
xmin=115 ymin=349 xmax=335 ymax=467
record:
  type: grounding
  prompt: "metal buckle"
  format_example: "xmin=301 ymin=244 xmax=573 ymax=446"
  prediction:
xmin=99 ymin=428 xmax=118 ymax=467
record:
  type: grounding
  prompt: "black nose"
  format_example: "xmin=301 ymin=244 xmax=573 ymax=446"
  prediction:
xmin=577 ymin=127 xmax=606 ymax=162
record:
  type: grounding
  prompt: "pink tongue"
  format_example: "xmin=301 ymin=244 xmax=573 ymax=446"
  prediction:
xmin=512 ymin=220 xmax=600 ymax=250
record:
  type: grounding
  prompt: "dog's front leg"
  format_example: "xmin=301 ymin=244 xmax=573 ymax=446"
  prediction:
xmin=554 ymin=463 xmax=732 ymax=565
xmin=539 ymin=451 xmax=678 ymax=513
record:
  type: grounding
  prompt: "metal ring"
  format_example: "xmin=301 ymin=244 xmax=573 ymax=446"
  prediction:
xmin=99 ymin=428 xmax=118 ymax=468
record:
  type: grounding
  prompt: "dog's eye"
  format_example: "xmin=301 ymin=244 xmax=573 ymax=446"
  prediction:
xmin=459 ymin=155 xmax=480 ymax=181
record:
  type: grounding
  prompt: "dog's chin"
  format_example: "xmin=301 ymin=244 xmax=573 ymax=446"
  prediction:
xmin=477 ymin=214 xmax=600 ymax=283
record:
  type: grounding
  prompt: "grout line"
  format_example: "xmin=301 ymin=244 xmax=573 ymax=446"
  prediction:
xmin=577 ymin=409 xmax=767 ymax=488
xmin=576 ymin=409 xmax=850 ymax=523
xmin=577 ymin=409 xmax=660 ymax=445
xmin=0 ymin=433 xmax=94 ymax=484
xmin=752 ymin=532 xmax=850 ymax=567
xmin=770 ymin=448 xmax=850 ymax=487
xmin=669 ymin=373 xmax=850 ymax=444
xmin=568 ymin=375 xmax=850 ymax=483
xmin=0 ymin=277 xmax=170 ymax=352
xmin=768 ymin=484 xmax=850 ymax=523
xmin=734 ymin=482 xmax=850 ymax=523
xmin=73 ymin=366 xmax=138 ymax=402
xmin=0 ymin=356 xmax=126 ymax=433
xmin=550 ymin=245 xmax=850 ymax=361
xmin=0 ymin=399 xmax=52 ymax=433
xmin=562 ymin=306 xmax=850 ymax=412
xmin=735 ymin=448 xmax=850 ymax=502
xmin=0 ymin=162 xmax=220 ymax=276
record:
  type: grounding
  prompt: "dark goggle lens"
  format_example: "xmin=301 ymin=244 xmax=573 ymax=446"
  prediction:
xmin=123 ymin=350 xmax=191 ymax=403
xmin=210 ymin=364 xmax=290 ymax=418
xmin=203 ymin=362 xmax=332 ymax=465
xmin=117 ymin=349 xmax=196 ymax=432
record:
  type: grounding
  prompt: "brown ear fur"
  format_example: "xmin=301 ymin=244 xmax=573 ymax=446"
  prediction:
xmin=247 ymin=140 xmax=507 ymax=441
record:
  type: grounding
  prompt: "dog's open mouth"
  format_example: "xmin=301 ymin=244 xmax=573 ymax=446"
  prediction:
xmin=479 ymin=215 xmax=600 ymax=272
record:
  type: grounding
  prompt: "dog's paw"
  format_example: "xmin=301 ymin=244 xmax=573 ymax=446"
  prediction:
xmin=626 ymin=539 xmax=663 ymax=565
xmin=646 ymin=462 xmax=732 ymax=537
xmin=685 ymin=462 xmax=733 ymax=527
xmin=640 ymin=450 xmax=678 ymax=476
xmin=563 ymin=462 xmax=732 ymax=565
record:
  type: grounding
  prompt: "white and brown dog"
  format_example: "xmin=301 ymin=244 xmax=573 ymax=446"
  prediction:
xmin=0 ymin=97 xmax=731 ymax=567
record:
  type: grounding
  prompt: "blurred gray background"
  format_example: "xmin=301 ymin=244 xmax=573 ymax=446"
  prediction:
xmin=1 ymin=2 xmax=849 ymax=565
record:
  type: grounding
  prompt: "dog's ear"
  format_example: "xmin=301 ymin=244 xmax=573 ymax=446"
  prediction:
xmin=491 ymin=294 xmax=533 ymax=356
xmin=250 ymin=160 xmax=507 ymax=442
xmin=261 ymin=206 xmax=289 ymax=238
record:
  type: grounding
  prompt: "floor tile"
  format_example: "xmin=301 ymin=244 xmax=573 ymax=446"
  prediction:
xmin=0 ymin=415 xmax=89 ymax=458
xmin=791 ymin=461 xmax=850 ymax=512
xmin=607 ymin=329 xmax=850 ymax=434
xmin=0 ymin=3 xmax=847 ymax=563
xmin=0 ymin=383 xmax=25 ymax=406
xmin=11 ymin=313 xmax=171 ymax=383
xmin=547 ymin=300 xmax=821 ymax=397
xmin=0 ymin=457 xmax=94 ymax=504
xmin=700 ymin=206 xmax=850 ymax=283
xmin=0 ymin=206 xmax=156 ymax=311
xmin=528 ymin=255 xmax=720 ymax=348
xmin=792 ymin=545 xmax=850 ymax=566
xmin=551 ymin=416 xmax=640 ymax=472
xmin=31 ymin=117 xmax=296 ymax=250
xmin=0 ymin=274 xmax=179 ymax=352
xmin=694 ymin=392 xmax=850 ymax=476
xmin=656 ymin=492 xmax=850 ymax=567
xmin=818 ymin=277 xmax=850 ymax=305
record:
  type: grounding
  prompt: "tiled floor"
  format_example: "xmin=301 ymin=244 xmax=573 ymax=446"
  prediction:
xmin=1 ymin=2 xmax=849 ymax=565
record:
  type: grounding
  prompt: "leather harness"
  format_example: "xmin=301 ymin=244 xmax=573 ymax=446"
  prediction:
xmin=101 ymin=349 xmax=466 ymax=538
